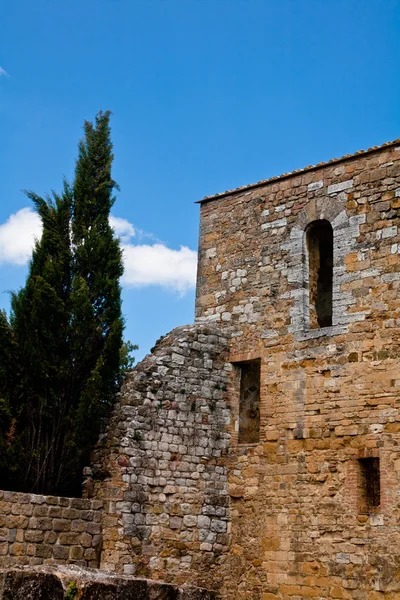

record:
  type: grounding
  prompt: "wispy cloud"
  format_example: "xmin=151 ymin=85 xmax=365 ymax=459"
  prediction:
xmin=0 ymin=67 xmax=9 ymax=77
xmin=110 ymin=216 xmax=161 ymax=244
xmin=0 ymin=209 xmax=197 ymax=294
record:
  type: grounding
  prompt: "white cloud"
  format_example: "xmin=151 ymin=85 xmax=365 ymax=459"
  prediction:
xmin=0 ymin=209 xmax=197 ymax=293
xmin=109 ymin=215 xmax=135 ymax=241
xmin=122 ymin=243 xmax=197 ymax=293
xmin=0 ymin=67 xmax=9 ymax=77
xmin=110 ymin=216 xmax=197 ymax=293
xmin=0 ymin=208 xmax=42 ymax=265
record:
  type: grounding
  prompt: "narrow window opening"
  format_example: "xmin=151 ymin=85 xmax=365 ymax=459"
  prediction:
xmin=358 ymin=458 xmax=380 ymax=513
xmin=237 ymin=359 xmax=260 ymax=444
xmin=306 ymin=220 xmax=333 ymax=328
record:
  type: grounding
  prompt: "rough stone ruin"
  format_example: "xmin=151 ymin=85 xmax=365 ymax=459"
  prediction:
xmin=1 ymin=138 xmax=400 ymax=599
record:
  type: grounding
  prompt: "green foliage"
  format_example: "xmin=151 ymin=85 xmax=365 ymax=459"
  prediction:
xmin=133 ymin=430 xmax=142 ymax=442
xmin=65 ymin=581 xmax=78 ymax=599
xmin=0 ymin=111 xmax=134 ymax=496
xmin=120 ymin=340 xmax=138 ymax=377
xmin=0 ymin=310 xmax=19 ymax=474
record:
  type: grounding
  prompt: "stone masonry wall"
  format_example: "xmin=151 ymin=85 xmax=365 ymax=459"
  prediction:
xmin=196 ymin=142 xmax=400 ymax=599
xmin=89 ymin=324 xmax=231 ymax=591
xmin=0 ymin=491 xmax=102 ymax=568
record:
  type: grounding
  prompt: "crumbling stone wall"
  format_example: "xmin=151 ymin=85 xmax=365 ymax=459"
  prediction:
xmin=89 ymin=324 xmax=232 ymax=590
xmin=196 ymin=141 xmax=400 ymax=599
xmin=0 ymin=491 xmax=102 ymax=568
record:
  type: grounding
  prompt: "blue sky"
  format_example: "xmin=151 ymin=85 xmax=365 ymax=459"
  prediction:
xmin=1 ymin=0 xmax=399 ymax=361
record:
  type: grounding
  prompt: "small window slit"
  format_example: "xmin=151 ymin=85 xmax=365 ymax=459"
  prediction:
xmin=237 ymin=360 xmax=261 ymax=445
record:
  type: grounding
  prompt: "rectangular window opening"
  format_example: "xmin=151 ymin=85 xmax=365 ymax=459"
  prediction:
xmin=237 ymin=359 xmax=261 ymax=445
xmin=358 ymin=457 xmax=380 ymax=514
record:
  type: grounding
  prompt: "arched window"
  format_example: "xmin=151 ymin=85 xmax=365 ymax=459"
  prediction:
xmin=306 ymin=220 xmax=333 ymax=328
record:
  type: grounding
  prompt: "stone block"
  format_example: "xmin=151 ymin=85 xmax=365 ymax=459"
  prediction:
xmin=34 ymin=545 xmax=53 ymax=559
xmin=52 ymin=545 xmax=69 ymax=560
xmin=58 ymin=532 xmax=81 ymax=545
xmin=34 ymin=518 xmax=52 ymax=531
xmin=79 ymin=533 xmax=93 ymax=548
xmin=69 ymin=545 xmax=84 ymax=561
xmin=1 ymin=571 xmax=64 ymax=600
xmin=52 ymin=519 xmax=71 ymax=532
xmin=24 ymin=531 xmax=44 ymax=544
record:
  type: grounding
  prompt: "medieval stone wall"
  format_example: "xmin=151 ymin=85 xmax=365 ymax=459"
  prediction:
xmin=196 ymin=143 xmax=400 ymax=599
xmin=0 ymin=491 xmax=102 ymax=569
xmin=90 ymin=324 xmax=232 ymax=590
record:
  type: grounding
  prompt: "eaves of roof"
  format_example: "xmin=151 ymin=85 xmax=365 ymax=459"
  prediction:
xmin=196 ymin=138 xmax=400 ymax=205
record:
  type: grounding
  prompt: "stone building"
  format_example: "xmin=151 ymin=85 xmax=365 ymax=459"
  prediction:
xmin=192 ymin=139 xmax=400 ymax=599
xmin=1 ymin=139 xmax=400 ymax=600
xmin=87 ymin=138 xmax=400 ymax=599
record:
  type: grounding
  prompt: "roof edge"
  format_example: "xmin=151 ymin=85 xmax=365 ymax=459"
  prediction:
xmin=196 ymin=138 xmax=400 ymax=204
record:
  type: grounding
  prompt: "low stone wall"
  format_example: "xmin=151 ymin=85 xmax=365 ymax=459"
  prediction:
xmin=0 ymin=491 xmax=103 ymax=568
xmin=0 ymin=565 xmax=217 ymax=599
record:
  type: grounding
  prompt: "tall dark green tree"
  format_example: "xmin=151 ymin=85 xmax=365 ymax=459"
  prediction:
xmin=0 ymin=310 xmax=20 ymax=476
xmin=0 ymin=111 xmax=126 ymax=495
xmin=70 ymin=112 xmax=124 ymax=444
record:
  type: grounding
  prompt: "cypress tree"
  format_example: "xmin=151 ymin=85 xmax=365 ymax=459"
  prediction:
xmin=0 ymin=111 xmax=126 ymax=495
xmin=71 ymin=111 xmax=124 ymax=439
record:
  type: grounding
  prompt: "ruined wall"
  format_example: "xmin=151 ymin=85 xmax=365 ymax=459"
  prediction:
xmin=90 ymin=324 xmax=232 ymax=590
xmin=0 ymin=491 xmax=102 ymax=568
xmin=196 ymin=142 xmax=400 ymax=599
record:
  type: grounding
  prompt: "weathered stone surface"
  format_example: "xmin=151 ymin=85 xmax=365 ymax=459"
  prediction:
xmin=89 ymin=324 xmax=231 ymax=589
xmin=79 ymin=580 xmax=214 ymax=599
xmin=1 ymin=571 xmax=64 ymax=599
xmin=0 ymin=566 xmax=217 ymax=599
